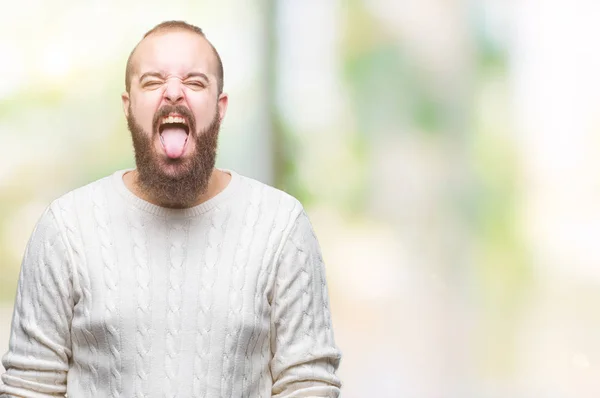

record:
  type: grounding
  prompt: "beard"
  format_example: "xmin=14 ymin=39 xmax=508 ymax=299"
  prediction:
xmin=126 ymin=104 xmax=221 ymax=208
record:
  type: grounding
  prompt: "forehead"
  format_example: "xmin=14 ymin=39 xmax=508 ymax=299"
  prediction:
xmin=132 ymin=30 xmax=216 ymax=77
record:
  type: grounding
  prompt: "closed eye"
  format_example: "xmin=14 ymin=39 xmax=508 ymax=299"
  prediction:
xmin=143 ymin=80 xmax=163 ymax=89
xmin=185 ymin=81 xmax=206 ymax=89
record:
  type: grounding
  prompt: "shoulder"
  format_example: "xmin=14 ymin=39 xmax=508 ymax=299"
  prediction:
xmin=43 ymin=171 xmax=121 ymax=239
xmin=48 ymin=172 xmax=117 ymax=218
xmin=233 ymin=171 xmax=305 ymax=224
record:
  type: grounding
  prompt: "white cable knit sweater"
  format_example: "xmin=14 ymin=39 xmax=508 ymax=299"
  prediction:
xmin=0 ymin=169 xmax=342 ymax=398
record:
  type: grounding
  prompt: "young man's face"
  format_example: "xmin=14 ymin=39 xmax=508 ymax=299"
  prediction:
xmin=122 ymin=30 xmax=228 ymax=205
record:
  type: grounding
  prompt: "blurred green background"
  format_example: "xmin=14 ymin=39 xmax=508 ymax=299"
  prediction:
xmin=2 ymin=0 xmax=600 ymax=396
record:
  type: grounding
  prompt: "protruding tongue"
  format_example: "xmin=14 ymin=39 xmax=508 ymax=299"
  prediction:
xmin=160 ymin=128 xmax=188 ymax=159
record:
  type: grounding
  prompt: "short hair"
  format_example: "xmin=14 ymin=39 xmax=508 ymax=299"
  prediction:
xmin=125 ymin=20 xmax=224 ymax=94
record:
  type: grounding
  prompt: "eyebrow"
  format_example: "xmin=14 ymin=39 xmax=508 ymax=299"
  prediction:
xmin=138 ymin=72 xmax=210 ymax=83
xmin=184 ymin=72 xmax=209 ymax=83
xmin=139 ymin=72 xmax=164 ymax=82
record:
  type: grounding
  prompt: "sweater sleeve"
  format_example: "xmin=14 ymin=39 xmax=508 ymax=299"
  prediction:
xmin=270 ymin=210 xmax=342 ymax=398
xmin=0 ymin=206 xmax=74 ymax=397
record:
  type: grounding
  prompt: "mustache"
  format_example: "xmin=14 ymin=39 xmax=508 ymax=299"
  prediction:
xmin=152 ymin=105 xmax=196 ymax=135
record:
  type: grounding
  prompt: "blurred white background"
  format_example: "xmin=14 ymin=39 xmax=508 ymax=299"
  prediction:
xmin=1 ymin=0 xmax=600 ymax=396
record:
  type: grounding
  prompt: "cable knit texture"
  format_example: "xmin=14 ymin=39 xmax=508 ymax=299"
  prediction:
xmin=0 ymin=169 xmax=342 ymax=398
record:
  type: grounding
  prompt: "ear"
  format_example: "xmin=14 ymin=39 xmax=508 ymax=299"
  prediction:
xmin=121 ymin=91 xmax=131 ymax=118
xmin=217 ymin=92 xmax=228 ymax=122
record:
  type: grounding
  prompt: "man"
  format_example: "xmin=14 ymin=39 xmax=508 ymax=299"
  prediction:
xmin=0 ymin=21 xmax=342 ymax=397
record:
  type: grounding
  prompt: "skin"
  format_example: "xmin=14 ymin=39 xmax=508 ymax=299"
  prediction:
xmin=121 ymin=29 xmax=230 ymax=208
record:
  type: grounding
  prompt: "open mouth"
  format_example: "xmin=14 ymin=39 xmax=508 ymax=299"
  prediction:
xmin=158 ymin=113 xmax=190 ymax=159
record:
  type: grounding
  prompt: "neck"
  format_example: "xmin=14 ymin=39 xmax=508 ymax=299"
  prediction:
xmin=123 ymin=168 xmax=231 ymax=209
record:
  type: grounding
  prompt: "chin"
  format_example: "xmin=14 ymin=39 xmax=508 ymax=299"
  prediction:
xmin=156 ymin=152 xmax=197 ymax=178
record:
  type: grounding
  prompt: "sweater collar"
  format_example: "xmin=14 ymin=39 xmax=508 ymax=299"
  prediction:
xmin=111 ymin=168 xmax=241 ymax=218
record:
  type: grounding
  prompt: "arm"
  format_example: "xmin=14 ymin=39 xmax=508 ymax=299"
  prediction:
xmin=0 ymin=206 xmax=74 ymax=397
xmin=270 ymin=210 xmax=342 ymax=398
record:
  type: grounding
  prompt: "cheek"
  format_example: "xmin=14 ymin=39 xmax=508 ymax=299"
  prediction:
xmin=132 ymin=95 xmax=161 ymax=130
xmin=189 ymin=96 xmax=218 ymax=128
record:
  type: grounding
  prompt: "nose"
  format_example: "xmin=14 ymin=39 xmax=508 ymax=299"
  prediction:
xmin=164 ymin=77 xmax=184 ymax=104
